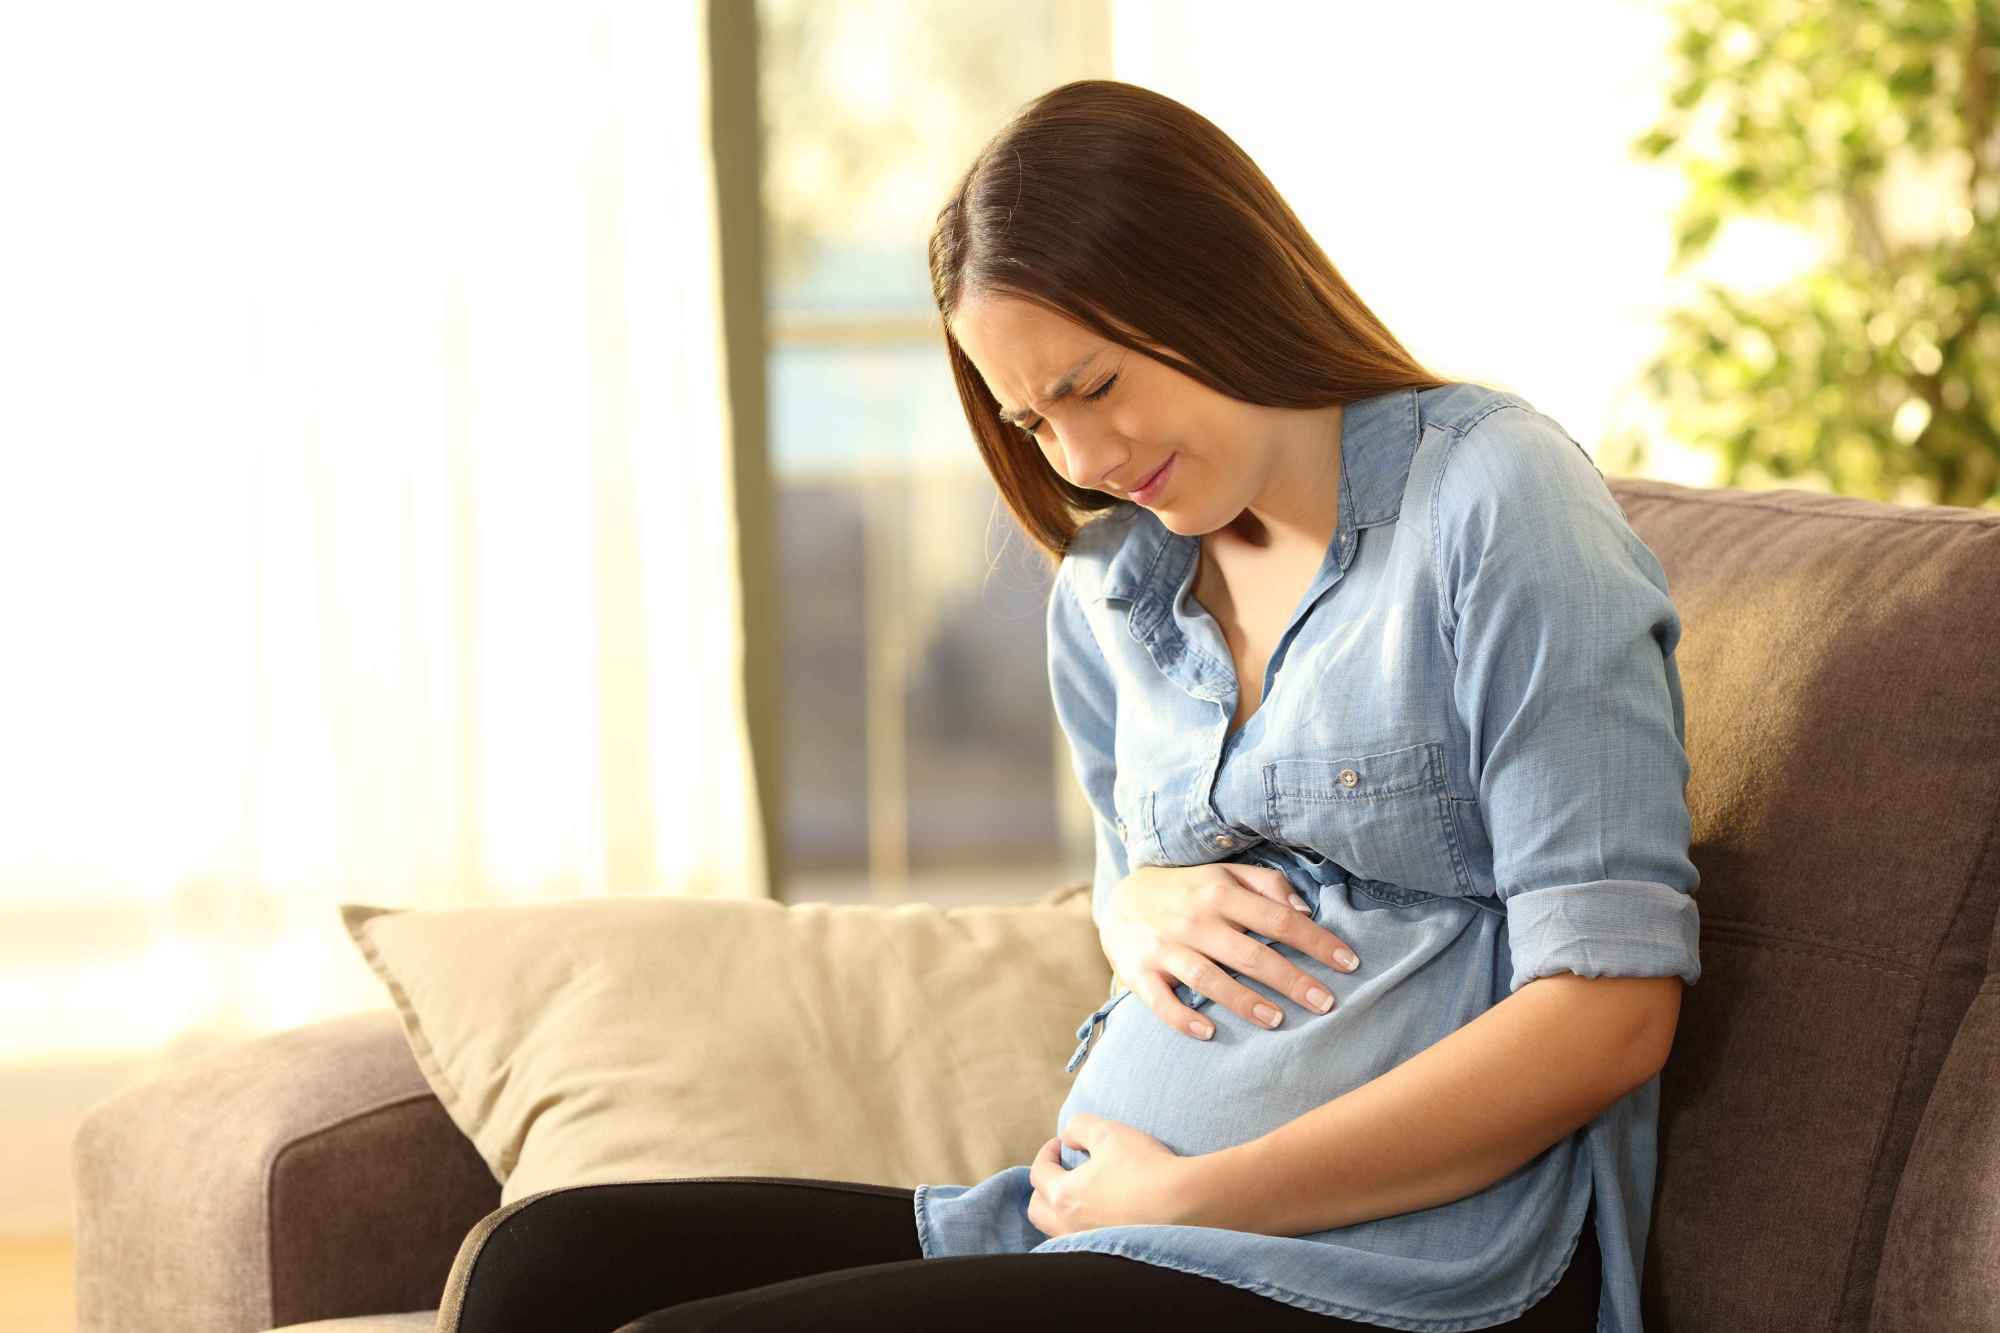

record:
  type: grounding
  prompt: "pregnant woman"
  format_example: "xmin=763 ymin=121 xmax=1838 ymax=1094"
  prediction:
xmin=908 ymin=77 xmax=1699 ymax=1333
xmin=468 ymin=78 xmax=1699 ymax=1333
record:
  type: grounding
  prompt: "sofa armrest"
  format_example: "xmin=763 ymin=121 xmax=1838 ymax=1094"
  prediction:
xmin=72 ymin=1007 xmax=500 ymax=1332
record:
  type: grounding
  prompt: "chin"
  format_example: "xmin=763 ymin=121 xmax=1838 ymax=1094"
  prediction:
xmin=1160 ymin=507 xmax=1232 ymax=537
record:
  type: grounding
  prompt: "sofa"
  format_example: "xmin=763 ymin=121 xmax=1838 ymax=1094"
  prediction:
xmin=70 ymin=474 xmax=2000 ymax=1331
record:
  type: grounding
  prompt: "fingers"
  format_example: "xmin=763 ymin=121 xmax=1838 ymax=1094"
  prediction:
xmin=1176 ymin=925 xmax=1316 ymax=1027
xmin=1029 ymin=1134 xmax=1062 ymax=1189
xmin=1183 ymin=875 xmax=1359 ymax=1026
xmin=1131 ymin=863 xmax=1365 ymax=1041
xmin=1218 ymin=862 xmax=1303 ymax=911
xmin=1136 ymin=937 xmax=1295 ymax=1039
xmin=1136 ymin=969 xmax=1219 ymax=1040
xmin=1025 ymin=1137 xmax=1062 ymax=1237
xmin=1226 ymin=871 xmax=1360 ymax=981
xmin=1257 ymin=880 xmax=1363 ymax=980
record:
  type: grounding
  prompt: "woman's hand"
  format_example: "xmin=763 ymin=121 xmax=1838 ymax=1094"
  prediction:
xmin=1100 ymin=862 xmax=1360 ymax=1040
xmin=1026 ymin=1114 xmax=1197 ymax=1237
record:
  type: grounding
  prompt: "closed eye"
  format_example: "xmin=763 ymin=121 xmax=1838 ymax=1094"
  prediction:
xmin=1020 ymin=374 xmax=1117 ymax=438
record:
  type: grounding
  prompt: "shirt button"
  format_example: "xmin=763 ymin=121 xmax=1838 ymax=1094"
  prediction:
xmin=1339 ymin=768 xmax=1359 ymax=788
xmin=1116 ymin=819 xmax=1127 ymax=839
xmin=1213 ymin=833 xmax=1235 ymax=848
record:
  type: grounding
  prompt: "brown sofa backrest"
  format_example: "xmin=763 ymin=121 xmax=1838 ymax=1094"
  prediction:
xmin=1609 ymin=477 xmax=2000 ymax=1332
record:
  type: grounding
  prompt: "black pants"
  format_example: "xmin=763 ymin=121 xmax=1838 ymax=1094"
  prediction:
xmin=452 ymin=1176 xmax=1601 ymax=1332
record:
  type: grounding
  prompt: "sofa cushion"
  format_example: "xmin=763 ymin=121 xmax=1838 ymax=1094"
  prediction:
xmin=338 ymin=882 xmax=1107 ymax=1208
xmin=1607 ymin=478 xmax=2000 ymax=1330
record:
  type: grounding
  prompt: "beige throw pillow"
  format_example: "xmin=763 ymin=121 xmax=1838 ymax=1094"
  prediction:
xmin=338 ymin=882 xmax=1106 ymax=1207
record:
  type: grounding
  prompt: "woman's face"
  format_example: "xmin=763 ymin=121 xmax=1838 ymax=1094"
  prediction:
xmin=949 ymin=292 xmax=1341 ymax=548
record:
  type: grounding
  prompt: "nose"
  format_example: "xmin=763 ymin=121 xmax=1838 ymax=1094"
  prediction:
xmin=1049 ymin=418 xmax=1128 ymax=493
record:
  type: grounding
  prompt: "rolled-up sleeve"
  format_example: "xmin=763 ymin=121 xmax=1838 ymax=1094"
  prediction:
xmin=1432 ymin=407 xmax=1702 ymax=995
xmin=1046 ymin=559 xmax=1130 ymax=946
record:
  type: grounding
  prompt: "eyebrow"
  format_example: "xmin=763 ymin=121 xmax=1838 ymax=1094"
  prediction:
xmin=996 ymin=352 xmax=1100 ymax=428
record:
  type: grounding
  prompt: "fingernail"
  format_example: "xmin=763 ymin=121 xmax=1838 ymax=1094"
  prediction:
xmin=1306 ymin=986 xmax=1333 ymax=1013
xmin=1254 ymin=1003 xmax=1282 ymax=1028
xmin=1335 ymin=949 xmax=1359 ymax=972
xmin=1290 ymin=894 xmax=1311 ymax=912
xmin=1191 ymin=1018 xmax=1214 ymax=1039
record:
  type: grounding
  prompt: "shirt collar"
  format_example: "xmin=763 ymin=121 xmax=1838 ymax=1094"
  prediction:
xmin=1098 ymin=386 xmax=1422 ymax=603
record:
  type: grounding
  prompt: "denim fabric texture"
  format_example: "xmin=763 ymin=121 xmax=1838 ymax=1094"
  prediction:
xmin=913 ymin=383 xmax=1702 ymax=1332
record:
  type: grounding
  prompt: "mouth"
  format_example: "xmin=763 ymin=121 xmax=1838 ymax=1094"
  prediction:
xmin=1128 ymin=454 xmax=1176 ymax=504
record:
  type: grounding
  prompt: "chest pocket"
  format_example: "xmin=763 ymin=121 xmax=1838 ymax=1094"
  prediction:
xmin=1264 ymin=740 xmax=1473 ymax=901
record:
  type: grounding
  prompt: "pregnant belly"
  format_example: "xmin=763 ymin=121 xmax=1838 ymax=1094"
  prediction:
xmin=1055 ymin=890 xmax=1490 ymax=1173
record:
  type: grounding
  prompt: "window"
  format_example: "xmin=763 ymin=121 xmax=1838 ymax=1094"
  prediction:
xmin=757 ymin=0 xmax=1111 ymax=905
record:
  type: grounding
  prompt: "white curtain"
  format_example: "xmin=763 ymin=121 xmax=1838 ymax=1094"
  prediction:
xmin=0 ymin=0 xmax=765 ymax=1235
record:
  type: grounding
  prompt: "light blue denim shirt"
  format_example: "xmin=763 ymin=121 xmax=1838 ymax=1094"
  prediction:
xmin=912 ymin=383 xmax=1702 ymax=1332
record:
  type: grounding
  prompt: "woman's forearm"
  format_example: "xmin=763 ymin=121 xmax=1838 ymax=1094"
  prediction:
xmin=1174 ymin=973 xmax=1681 ymax=1236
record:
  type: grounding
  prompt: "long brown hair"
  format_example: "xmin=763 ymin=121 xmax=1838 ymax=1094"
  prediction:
xmin=929 ymin=79 xmax=1456 ymax=572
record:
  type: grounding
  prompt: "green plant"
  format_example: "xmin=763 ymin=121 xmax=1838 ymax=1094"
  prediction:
xmin=1613 ymin=0 xmax=2000 ymax=508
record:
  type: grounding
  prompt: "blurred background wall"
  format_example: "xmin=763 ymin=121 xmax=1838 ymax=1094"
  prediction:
xmin=2 ymin=0 xmax=1994 ymax=1325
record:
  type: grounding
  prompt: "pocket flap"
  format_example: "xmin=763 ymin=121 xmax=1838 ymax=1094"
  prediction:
xmin=1266 ymin=740 xmax=1444 ymax=801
